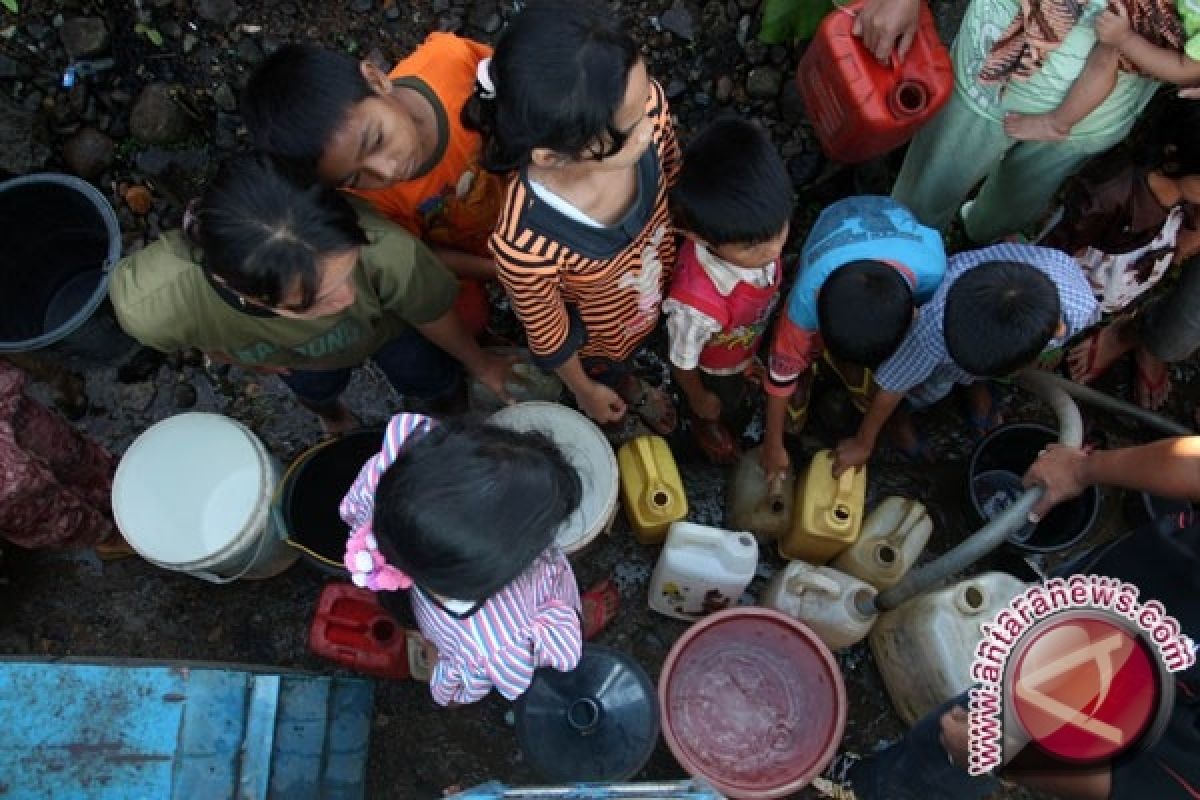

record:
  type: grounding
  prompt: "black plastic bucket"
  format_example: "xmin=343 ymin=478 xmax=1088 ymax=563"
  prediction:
xmin=277 ymin=427 xmax=385 ymax=575
xmin=967 ymin=423 xmax=1100 ymax=554
xmin=0 ymin=173 xmax=120 ymax=352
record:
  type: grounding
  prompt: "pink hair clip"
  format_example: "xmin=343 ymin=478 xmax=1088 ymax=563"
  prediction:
xmin=345 ymin=522 xmax=411 ymax=592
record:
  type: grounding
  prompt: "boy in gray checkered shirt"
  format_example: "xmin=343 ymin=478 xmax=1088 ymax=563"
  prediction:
xmin=830 ymin=243 xmax=1099 ymax=477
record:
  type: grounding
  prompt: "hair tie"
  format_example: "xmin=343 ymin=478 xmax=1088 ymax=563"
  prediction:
xmin=345 ymin=522 xmax=412 ymax=592
xmin=476 ymin=57 xmax=496 ymax=100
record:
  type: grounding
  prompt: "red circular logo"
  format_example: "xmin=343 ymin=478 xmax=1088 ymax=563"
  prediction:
xmin=1009 ymin=613 xmax=1161 ymax=764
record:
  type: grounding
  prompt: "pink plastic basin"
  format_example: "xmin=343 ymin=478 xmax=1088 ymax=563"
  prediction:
xmin=659 ymin=608 xmax=847 ymax=798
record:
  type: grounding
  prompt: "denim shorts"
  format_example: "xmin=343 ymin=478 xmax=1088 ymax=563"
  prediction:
xmin=280 ymin=327 xmax=460 ymax=410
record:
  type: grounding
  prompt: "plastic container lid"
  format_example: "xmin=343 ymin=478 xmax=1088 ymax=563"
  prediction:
xmin=488 ymin=402 xmax=619 ymax=554
xmin=659 ymin=608 xmax=847 ymax=799
xmin=113 ymin=413 xmax=271 ymax=563
xmin=514 ymin=644 xmax=660 ymax=782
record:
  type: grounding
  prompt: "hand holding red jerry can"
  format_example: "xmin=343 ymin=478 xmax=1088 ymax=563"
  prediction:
xmin=797 ymin=0 xmax=952 ymax=163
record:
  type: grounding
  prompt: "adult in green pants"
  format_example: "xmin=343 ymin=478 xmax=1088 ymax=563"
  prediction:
xmin=870 ymin=0 xmax=1160 ymax=243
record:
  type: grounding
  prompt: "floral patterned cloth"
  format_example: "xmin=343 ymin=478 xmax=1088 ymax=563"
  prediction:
xmin=0 ymin=360 xmax=116 ymax=549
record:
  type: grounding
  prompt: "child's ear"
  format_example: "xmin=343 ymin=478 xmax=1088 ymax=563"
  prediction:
xmin=359 ymin=61 xmax=393 ymax=96
xmin=530 ymin=147 xmax=568 ymax=168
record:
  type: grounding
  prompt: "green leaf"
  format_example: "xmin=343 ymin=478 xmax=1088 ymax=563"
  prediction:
xmin=0 ymin=0 xmax=17 ymax=14
xmin=759 ymin=0 xmax=834 ymax=43
xmin=144 ymin=26 xmax=163 ymax=46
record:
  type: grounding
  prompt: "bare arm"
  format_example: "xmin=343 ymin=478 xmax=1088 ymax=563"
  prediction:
xmin=832 ymin=389 xmax=906 ymax=477
xmin=554 ymin=354 xmax=627 ymax=424
xmin=431 ymin=246 xmax=496 ymax=281
xmin=761 ymin=393 xmax=793 ymax=481
xmin=1050 ymin=44 xmax=1120 ymax=130
xmin=415 ymin=310 xmax=516 ymax=402
xmin=1097 ymin=3 xmax=1200 ymax=85
xmin=1023 ymin=437 xmax=1200 ymax=520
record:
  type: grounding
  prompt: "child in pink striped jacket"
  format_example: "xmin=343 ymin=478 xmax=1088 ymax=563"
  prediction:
xmin=340 ymin=413 xmax=584 ymax=705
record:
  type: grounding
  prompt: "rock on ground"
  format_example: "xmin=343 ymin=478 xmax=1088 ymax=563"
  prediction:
xmin=60 ymin=17 xmax=110 ymax=59
xmin=130 ymin=84 xmax=192 ymax=144
xmin=62 ymin=127 xmax=115 ymax=180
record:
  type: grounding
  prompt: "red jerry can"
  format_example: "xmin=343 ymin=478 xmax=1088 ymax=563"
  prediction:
xmin=308 ymin=584 xmax=410 ymax=680
xmin=797 ymin=0 xmax=952 ymax=164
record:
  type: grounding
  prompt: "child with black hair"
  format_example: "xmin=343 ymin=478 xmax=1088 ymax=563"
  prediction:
xmin=108 ymin=153 xmax=514 ymax=434
xmin=340 ymin=414 xmax=586 ymax=706
xmin=760 ymin=196 xmax=945 ymax=480
xmin=830 ymin=245 xmax=1099 ymax=478
xmin=663 ymin=118 xmax=792 ymax=463
xmin=242 ymin=36 xmax=503 ymax=282
xmin=472 ymin=0 xmax=682 ymax=434
xmin=1043 ymin=98 xmax=1200 ymax=410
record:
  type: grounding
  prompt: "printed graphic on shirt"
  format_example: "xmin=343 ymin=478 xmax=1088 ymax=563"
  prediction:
xmin=417 ymin=159 xmax=506 ymax=256
xmin=232 ymin=318 xmax=366 ymax=364
xmin=619 ymin=224 xmax=668 ymax=334
xmin=710 ymin=294 xmax=779 ymax=352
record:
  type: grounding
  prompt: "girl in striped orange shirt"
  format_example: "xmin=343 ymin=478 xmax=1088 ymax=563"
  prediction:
xmin=465 ymin=0 xmax=681 ymax=432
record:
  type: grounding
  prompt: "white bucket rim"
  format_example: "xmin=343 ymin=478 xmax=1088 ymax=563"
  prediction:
xmin=112 ymin=412 xmax=276 ymax=571
xmin=488 ymin=402 xmax=619 ymax=554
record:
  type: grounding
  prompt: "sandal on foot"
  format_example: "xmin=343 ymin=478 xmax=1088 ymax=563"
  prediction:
xmin=616 ymin=375 xmax=677 ymax=435
xmin=581 ymin=578 xmax=620 ymax=640
xmin=689 ymin=413 xmax=739 ymax=464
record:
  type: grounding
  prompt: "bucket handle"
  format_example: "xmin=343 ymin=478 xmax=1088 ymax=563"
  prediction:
xmin=187 ymin=507 xmax=280 ymax=584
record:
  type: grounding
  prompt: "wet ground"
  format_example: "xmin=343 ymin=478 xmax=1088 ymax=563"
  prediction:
xmin=6 ymin=318 xmax=1193 ymax=798
xmin=3 ymin=0 xmax=1200 ymax=796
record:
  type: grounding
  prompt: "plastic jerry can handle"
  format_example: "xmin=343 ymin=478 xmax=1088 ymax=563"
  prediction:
xmin=766 ymin=473 xmax=788 ymax=514
xmin=786 ymin=570 xmax=842 ymax=596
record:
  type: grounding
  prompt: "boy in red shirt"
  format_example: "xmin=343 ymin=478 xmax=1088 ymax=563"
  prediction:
xmin=663 ymin=119 xmax=792 ymax=462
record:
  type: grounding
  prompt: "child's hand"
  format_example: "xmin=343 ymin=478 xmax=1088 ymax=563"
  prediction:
xmin=1095 ymin=3 xmax=1133 ymax=47
xmin=578 ymin=381 xmax=627 ymax=425
xmin=832 ymin=435 xmax=872 ymax=477
xmin=760 ymin=441 xmax=791 ymax=482
xmin=691 ymin=389 xmax=722 ymax=422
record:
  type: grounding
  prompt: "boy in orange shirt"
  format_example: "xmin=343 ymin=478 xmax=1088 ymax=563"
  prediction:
xmin=243 ymin=34 xmax=505 ymax=282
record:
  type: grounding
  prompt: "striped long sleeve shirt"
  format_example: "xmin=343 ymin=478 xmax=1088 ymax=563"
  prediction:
xmin=339 ymin=414 xmax=583 ymax=706
xmin=491 ymin=80 xmax=682 ymax=369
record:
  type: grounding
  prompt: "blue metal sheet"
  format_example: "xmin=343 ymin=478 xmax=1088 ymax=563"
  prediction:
xmin=267 ymin=675 xmax=331 ymax=798
xmin=0 ymin=662 xmax=373 ymax=800
xmin=239 ymin=675 xmax=281 ymax=800
xmin=173 ymin=669 xmax=249 ymax=798
xmin=0 ymin=663 xmax=185 ymax=799
xmin=319 ymin=677 xmax=374 ymax=800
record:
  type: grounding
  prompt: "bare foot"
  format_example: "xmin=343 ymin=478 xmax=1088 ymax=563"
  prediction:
xmin=1003 ymin=111 xmax=1070 ymax=142
xmin=316 ymin=402 xmax=360 ymax=435
xmin=1134 ymin=347 xmax=1170 ymax=410
xmin=1067 ymin=320 xmax=1136 ymax=383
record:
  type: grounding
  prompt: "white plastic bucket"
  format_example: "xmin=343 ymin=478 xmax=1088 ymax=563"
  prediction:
xmin=488 ymin=402 xmax=619 ymax=555
xmin=112 ymin=412 xmax=299 ymax=583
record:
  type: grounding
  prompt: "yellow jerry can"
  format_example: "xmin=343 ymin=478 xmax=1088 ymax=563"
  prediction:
xmin=780 ymin=449 xmax=865 ymax=563
xmin=618 ymin=435 xmax=688 ymax=545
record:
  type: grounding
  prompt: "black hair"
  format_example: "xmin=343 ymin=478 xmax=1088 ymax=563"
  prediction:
xmin=192 ymin=153 xmax=369 ymax=309
xmin=462 ymin=0 xmax=641 ymax=172
xmin=372 ymin=421 xmax=583 ymax=602
xmin=1141 ymin=97 xmax=1200 ymax=178
xmin=817 ymin=260 xmax=914 ymax=367
xmin=670 ymin=118 xmax=793 ymax=245
xmin=241 ymin=44 xmax=373 ymax=166
xmin=943 ymin=261 xmax=1061 ymax=377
